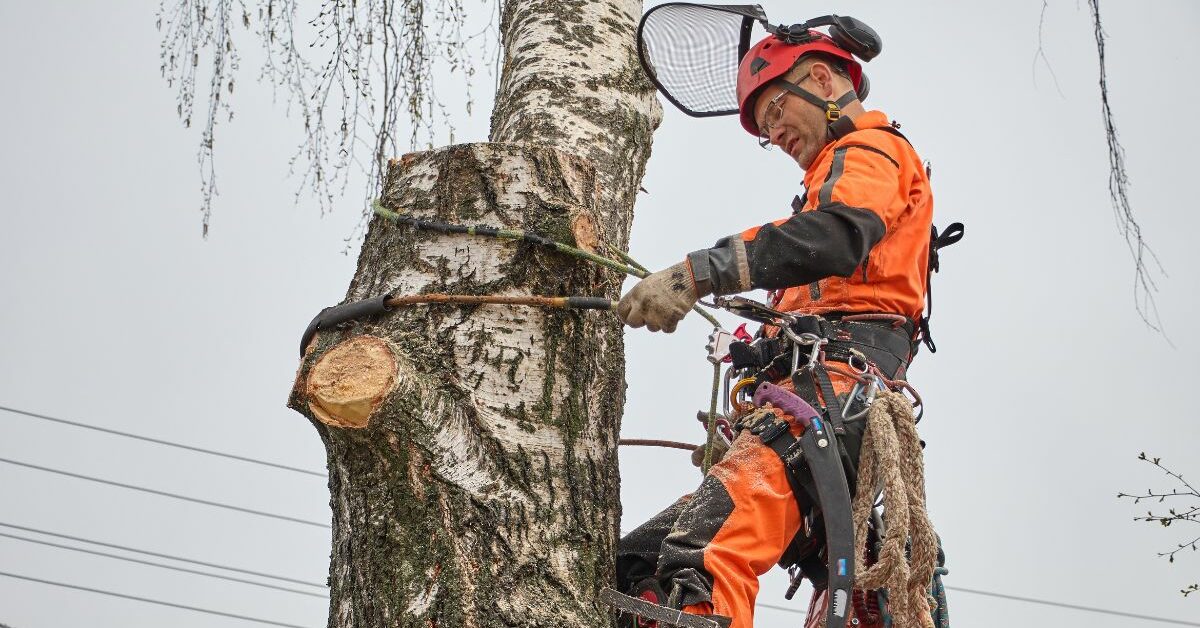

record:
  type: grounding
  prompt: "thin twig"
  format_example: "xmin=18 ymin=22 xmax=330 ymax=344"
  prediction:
xmin=158 ymin=0 xmax=502 ymax=235
xmin=1088 ymin=0 xmax=1170 ymax=339
xmin=1032 ymin=0 xmax=1065 ymax=97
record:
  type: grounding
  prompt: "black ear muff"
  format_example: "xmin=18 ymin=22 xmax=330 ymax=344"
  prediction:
xmin=828 ymin=15 xmax=882 ymax=62
xmin=773 ymin=23 xmax=818 ymax=45
xmin=786 ymin=14 xmax=882 ymax=63
xmin=856 ymin=72 xmax=870 ymax=103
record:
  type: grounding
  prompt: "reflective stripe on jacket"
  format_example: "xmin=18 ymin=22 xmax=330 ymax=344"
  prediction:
xmin=719 ymin=110 xmax=933 ymax=322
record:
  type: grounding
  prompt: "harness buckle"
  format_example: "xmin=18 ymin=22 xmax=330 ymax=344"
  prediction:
xmin=784 ymin=328 xmax=826 ymax=374
xmin=751 ymin=416 xmax=790 ymax=444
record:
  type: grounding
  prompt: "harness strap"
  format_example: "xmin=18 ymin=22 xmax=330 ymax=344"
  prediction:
xmin=751 ymin=383 xmax=856 ymax=627
xmin=919 ymin=222 xmax=965 ymax=353
xmin=808 ymin=365 xmax=860 ymax=491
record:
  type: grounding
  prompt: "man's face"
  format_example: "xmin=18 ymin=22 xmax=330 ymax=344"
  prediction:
xmin=752 ymin=69 xmax=829 ymax=170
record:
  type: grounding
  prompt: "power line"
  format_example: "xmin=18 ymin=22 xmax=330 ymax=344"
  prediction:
xmin=4 ymin=409 xmax=1196 ymax=626
xmin=0 ymin=404 xmax=325 ymax=477
xmin=0 ymin=457 xmax=329 ymax=529
xmin=945 ymin=585 xmax=1200 ymax=627
xmin=3 ymin=516 xmax=1197 ymax=627
xmin=0 ymin=521 xmax=324 ymax=588
xmin=753 ymin=586 xmax=1200 ymax=627
xmin=757 ymin=601 xmax=807 ymax=616
xmin=0 ymin=570 xmax=313 ymax=628
xmin=0 ymin=530 xmax=326 ymax=598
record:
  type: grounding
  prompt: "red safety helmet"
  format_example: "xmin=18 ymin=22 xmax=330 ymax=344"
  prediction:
xmin=736 ymin=32 xmax=865 ymax=136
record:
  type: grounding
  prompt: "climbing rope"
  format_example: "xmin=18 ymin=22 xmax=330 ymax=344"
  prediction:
xmin=366 ymin=200 xmax=730 ymax=461
xmin=372 ymin=200 xmax=723 ymax=328
xmin=384 ymin=293 xmax=616 ymax=311
xmin=700 ymin=362 xmax=723 ymax=472
xmin=847 ymin=390 xmax=940 ymax=628
xmin=372 ymin=200 xmax=644 ymax=277
xmin=619 ymin=438 xmax=698 ymax=451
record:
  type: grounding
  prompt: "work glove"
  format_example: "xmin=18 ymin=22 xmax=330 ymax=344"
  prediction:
xmin=690 ymin=438 xmax=731 ymax=468
xmin=617 ymin=261 xmax=700 ymax=333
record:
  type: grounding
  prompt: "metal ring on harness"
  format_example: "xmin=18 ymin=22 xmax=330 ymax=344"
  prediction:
xmin=784 ymin=329 xmax=826 ymax=374
xmin=846 ymin=351 xmax=870 ymax=374
xmin=842 ymin=375 xmax=881 ymax=422
xmin=729 ymin=377 xmax=758 ymax=415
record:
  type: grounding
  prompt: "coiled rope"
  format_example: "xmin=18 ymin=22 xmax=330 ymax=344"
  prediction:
xmin=845 ymin=390 xmax=940 ymax=628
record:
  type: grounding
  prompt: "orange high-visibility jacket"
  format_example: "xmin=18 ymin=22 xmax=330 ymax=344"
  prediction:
xmin=694 ymin=110 xmax=933 ymax=323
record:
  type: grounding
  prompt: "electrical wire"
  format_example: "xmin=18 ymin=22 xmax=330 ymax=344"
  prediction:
xmin=0 ymin=570 xmax=314 ymax=628
xmin=0 ymin=404 xmax=325 ymax=477
xmin=752 ymin=586 xmax=1200 ymax=627
xmin=944 ymin=585 xmax=1200 ymax=627
xmin=5 ymin=408 xmax=1198 ymax=625
xmin=756 ymin=601 xmax=807 ymax=616
xmin=0 ymin=520 xmax=324 ymax=587
xmin=0 ymin=457 xmax=329 ymax=529
xmin=0 ymin=530 xmax=325 ymax=598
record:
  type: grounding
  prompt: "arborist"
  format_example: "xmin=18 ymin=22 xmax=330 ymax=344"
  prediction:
xmin=615 ymin=13 xmax=957 ymax=628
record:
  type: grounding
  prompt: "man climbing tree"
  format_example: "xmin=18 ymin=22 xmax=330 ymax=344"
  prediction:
xmin=614 ymin=7 xmax=954 ymax=628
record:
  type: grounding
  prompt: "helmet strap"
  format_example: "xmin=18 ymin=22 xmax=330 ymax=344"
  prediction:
xmin=827 ymin=91 xmax=860 ymax=139
xmin=776 ymin=81 xmax=859 ymax=118
xmin=776 ymin=80 xmax=860 ymax=139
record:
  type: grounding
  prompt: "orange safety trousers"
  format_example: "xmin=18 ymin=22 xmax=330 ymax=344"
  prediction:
xmin=651 ymin=368 xmax=872 ymax=628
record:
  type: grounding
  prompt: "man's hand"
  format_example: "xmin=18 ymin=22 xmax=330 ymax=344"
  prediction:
xmin=690 ymin=438 xmax=731 ymax=469
xmin=617 ymin=261 xmax=699 ymax=333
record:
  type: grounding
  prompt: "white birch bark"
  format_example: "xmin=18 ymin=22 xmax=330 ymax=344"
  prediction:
xmin=288 ymin=1 xmax=662 ymax=626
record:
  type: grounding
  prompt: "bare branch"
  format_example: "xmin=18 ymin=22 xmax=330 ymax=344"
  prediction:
xmin=1088 ymin=0 xmax=1170 ymax=338
xmin=1031 ymin=0 xmax=1065 ymax=97
xmin=157 ymin=0 xmax=243 ymax=236
xmin=158 ymin=0 xmax=499 ymax=235
xmin=1120 ymin=453 xmax=1199 ymax=594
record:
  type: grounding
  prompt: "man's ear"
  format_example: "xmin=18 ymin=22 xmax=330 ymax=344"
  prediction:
xmin=809 ymin=61 xmax=835 ymax=98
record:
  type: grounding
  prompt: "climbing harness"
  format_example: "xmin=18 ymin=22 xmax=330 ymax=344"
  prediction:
xmin=687 ymin=293 xmax=947 ymax=627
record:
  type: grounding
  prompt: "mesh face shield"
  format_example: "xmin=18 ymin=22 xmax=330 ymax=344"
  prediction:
xmin=637 ymin=3 xmax=768 ymax=117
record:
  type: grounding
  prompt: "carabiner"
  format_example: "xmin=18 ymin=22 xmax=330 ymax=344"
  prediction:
xmin=783 ymin=328 xmax=826 ymax=374
xmin=842 ymin=375 xmax=881 ymax=422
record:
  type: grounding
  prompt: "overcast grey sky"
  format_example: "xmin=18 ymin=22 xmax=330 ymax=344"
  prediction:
xmin=1 ymin=1 xmax=1198 ymax=627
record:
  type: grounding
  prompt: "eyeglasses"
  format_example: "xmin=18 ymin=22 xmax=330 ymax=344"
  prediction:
xmin=757 ymin=90 xmax=788 ymax=148
xmin=757 ymin=71 xmax=813 ymax=149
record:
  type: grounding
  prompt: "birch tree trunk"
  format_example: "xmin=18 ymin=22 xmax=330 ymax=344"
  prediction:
xmin=288 ymin=1 xmax=662 ymax=626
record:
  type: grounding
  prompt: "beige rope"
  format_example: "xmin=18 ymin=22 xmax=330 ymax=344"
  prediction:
xmin=847 ymin=390 xmax=939 ymax=628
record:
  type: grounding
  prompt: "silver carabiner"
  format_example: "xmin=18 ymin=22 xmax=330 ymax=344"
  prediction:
xmin=842 ymin=375 xmax=881 ymax=421
xmin=783 ymin=328 xmax=826 ymax=374
xmin=722 ymin=365 xmax=737 ymax=419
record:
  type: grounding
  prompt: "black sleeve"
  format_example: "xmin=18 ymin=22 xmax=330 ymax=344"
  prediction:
xmin=709 ymin=203 xmax=885 ymax=293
